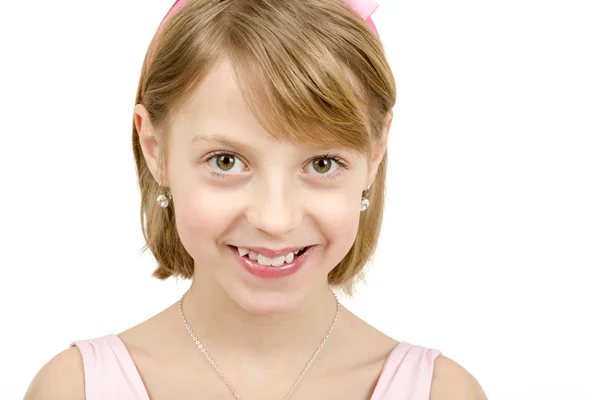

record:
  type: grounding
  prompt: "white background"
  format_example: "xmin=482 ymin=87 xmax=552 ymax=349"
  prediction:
xmin=1 ymin=0 xmax=599 ymax=399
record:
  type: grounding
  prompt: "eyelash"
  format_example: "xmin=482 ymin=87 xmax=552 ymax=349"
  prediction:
xmin=202 ymin=150 xmax=349 ymax=181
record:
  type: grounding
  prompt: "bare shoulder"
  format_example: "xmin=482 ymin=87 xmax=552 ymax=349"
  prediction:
xmin=24 ymin=347 xmax=85 ymax=400
xmin=429 ymin=355 xmax=488 ymax=400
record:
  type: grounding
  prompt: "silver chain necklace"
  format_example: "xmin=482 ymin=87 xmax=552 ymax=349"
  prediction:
xmin=179 ymin=289 xmax=341 ymax=400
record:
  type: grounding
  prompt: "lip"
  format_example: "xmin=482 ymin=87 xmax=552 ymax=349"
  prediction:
xmin=229 ymin=245 xmax=316 ymax=279
xmin=231 ymin=246 xmax=307 ymax=258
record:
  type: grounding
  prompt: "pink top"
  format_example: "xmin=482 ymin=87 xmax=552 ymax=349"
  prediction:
xmin=71 ymin=334 xmax=441 ymax=399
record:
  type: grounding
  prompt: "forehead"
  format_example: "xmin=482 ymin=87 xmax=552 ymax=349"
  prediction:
xmin=169 ymin=55 xmax=372 ymax=155
xmin=175 ymin=59 xmax=261 ymax=134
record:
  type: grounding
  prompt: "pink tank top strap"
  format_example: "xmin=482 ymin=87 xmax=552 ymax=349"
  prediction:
xmin=70 ymin=334 xmax=149 ymax=400
xmin=371 ymin=341 xmax=442 ymax=400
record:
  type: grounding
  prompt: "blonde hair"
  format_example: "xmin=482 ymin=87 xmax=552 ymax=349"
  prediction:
xmin=132 ymin=0 xmax=396 ymax=297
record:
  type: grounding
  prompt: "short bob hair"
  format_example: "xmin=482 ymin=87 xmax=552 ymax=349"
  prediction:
xmin=132 ymin=0 xmax=396 ymax=297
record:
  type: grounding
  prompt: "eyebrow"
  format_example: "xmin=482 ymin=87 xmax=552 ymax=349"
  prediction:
xmin=190 ymin=133 xmax=353 ymax=158
xmin=190 ymin=134 xmax=257 ymax=152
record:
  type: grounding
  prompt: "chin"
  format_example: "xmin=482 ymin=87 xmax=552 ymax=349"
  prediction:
xmin=224 ymin=285 xmax=303 ymax=316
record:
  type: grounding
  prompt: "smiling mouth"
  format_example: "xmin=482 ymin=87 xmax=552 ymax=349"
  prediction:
xmin=229 ymin=245 xmax=312 ymax=266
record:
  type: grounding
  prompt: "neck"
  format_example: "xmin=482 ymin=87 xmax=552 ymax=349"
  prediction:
xmin=179 ymin=276 xmax=341 ymax=364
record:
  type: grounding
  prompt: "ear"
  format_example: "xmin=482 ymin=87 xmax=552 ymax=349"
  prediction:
xmin=134 ymin=104 xmax=168 ymax=186
xmin=366 ymin=110 xmax=393 ymax=188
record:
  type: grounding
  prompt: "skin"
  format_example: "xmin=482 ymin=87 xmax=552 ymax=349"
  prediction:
xmin=24 ymin=58 xmax=487 ymax=399
xmin=142 ymin=57 xmax=385 ymax=361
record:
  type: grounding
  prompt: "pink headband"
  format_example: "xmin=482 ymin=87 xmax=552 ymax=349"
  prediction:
xmin=150 ymin=0 xmax=380 ymax=63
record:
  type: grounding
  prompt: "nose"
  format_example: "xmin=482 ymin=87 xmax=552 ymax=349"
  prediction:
xmin=246 ymin=175 xmax=303 ymax=237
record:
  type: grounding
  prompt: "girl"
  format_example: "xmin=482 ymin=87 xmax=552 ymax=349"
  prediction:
xmin=26 ymin=0 xmax=487 ymax=399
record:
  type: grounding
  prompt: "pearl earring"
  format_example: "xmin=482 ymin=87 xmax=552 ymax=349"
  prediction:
xmin=360 ymin=185 xmax=370 ymax=212
xmin=156 ymin=181 xmax=172 ymax=208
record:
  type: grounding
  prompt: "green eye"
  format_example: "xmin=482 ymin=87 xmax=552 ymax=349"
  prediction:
xmin=203 ymin=151 xmax=348 ymax=181
xmin=216 ymin=154 xmax=236 ymax=171
xmin=312 ymin=158 xmax=334 ymax=174
xmin=205 ymin=152 xmax=246 ymax=175
xmin=307 ymin=154 xmax=348 ymax=176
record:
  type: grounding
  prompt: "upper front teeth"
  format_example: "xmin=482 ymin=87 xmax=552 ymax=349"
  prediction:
xmin=236 ymin=247 xmax=304 ymax=266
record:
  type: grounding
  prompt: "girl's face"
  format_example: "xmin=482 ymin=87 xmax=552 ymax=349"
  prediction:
xmin=139 ymin=59 xmax=389 ymax=314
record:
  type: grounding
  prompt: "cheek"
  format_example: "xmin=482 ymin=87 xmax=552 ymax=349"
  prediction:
xmin=172 ymin=188 xmax=237 ymax=256
xmin=315 ymin=192 xmax=361 ymax=266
